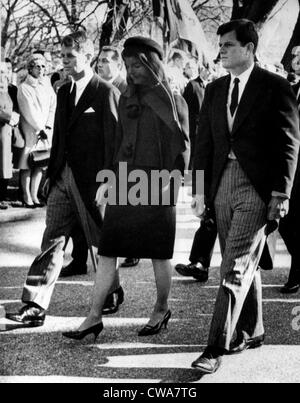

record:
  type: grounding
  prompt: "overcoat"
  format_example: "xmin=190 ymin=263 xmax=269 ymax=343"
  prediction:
xmin=0 ymin=92 xmax=13 ymax=179
xmin=47 ymin=74 xmax=120 ymax=227
xmin=98 ymin=84 xmax=190 ymax=259
xmin=17 ymin=75 xmax=56 ymax=169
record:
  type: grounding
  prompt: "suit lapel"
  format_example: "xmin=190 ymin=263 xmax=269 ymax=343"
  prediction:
xmin=231 ymin=66 xmax=263 ymax=136
xmin=68 ymin=75 xmax=98 ymax=129
xmin=60 ymin=82 xmax=71 ymax=133
xmin=121 ymin=94 xmax=140 ymax=149
xmin=214 ymin=75 xmax=230 ymax=137
xmin=294 ymin=82 xmax=300 ymax=104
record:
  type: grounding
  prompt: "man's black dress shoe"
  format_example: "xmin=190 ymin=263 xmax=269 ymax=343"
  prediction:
xmin=0 ymin=201 xmax=8 ymax=210
xmin=22 ymin=202 xmax=36 ymax=209
xmin=228 ymin=335 xmax=264 ymax=355
xmin=175 ymin=262 xmax=209 ymax=282
xmin=280 ymin=281 xmax=300 ymax=294
xmin=11 ymin=201 xmax=25 ymax=208
xmin=6 ymin=304 xmax=46 ymax=327
xmin=102 ymin=286 xmax=124 ymax=315
xmin=59 ymin=261 xmax=88 ymax=278
xmin=191 ymin=347 xmax=223 ymax=374
xmin=120 ymin=258 xmax=140 ymax=268
xmin=33 ymin=201 xmax=46 ymax=208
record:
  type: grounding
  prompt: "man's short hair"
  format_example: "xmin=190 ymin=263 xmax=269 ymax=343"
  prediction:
xmin=62 ymin=30 xmax=94 ymax=56
xmin=100 ymin=46 xmax=122 ymax=62
xmin=217 ymin=19 xmax=259 ymax=53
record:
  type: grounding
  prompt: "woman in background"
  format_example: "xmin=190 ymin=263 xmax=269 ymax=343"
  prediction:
xmin=0 ymin=61 xmax=19 ymax=210
xmin=17 ymin=54 xmax=56 ymax=208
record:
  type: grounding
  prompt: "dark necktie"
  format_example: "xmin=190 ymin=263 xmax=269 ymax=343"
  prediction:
xmin=230 ymin=77 xmax=240 ymax=117
xmin=68 ymin=83 xmax=76 ymax=117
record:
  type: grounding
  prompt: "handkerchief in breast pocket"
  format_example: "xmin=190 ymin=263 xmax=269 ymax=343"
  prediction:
xmin=84 ymin=107 xmax=96 ymax=114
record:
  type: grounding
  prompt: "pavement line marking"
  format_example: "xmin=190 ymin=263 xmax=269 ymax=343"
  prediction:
xmin=97 ymin=352 xmax=200 ymax=369
xmin=0 ymin=376 xmax=161 ymax=384
xmin=56 ymin=281 xmax=94 ymax=286
xmin=97 ymin=346 xmax=300 ymax=371
xmin=169 ymin=285 xmax=288 ymax=289
xmin=92 ymin=343 xmax=207 ymax=350
xmin=0 ymin=300 xmax=20 ymax=304
xmin=0 ymin=284 xmax=289 ymax=290
xmin=171 ymin=277 xmax=208 ymax=281
xmin=176 ymin=223 xmax=199 ymax=229
xmin=1 ymin=316 xmax=206 ymax=334
xmin=205 ymin=298 xmax=300 ymax=303
xmin=263 ymin=299 xmax=300 ymax=303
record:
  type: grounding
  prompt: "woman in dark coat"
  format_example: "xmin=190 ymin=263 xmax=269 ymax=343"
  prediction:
xmin=63 ymin=37 xmax=189 ymax=341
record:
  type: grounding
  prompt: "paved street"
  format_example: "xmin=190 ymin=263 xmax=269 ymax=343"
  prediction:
xmin=0 ymin=189 xmax=300 ymax=384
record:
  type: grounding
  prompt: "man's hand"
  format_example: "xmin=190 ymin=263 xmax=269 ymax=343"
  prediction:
xmin=9 ymin=111 xmax=20 ymax=127
xmin=95 ymin=183 xmax=109 ymax=207
xmin=267 ymin=196 xmax=289 ymax=221
xmin=95 ymin=183 xmax=109 ymax=220
xmin=42 ymin=178 xmax=51 ymax=199
xmin=191 ymin=194 xmax=206 ymax=218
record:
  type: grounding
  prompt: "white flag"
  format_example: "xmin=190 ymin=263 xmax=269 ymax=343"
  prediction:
xmin=257 ymin=0 xmax=300 ymax=65
xmin=165 ymin=0 xmax=213 ymax=64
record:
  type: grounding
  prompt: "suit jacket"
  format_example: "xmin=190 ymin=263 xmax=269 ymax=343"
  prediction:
xmin=293 ymin=81 xmax=300 ymax=103
xmin=112 ymin=75 xmax=127 ymax=95
xmin=47 ymin=74 xmax=120 ymax=225
xmin=287 ymin=82 xmax=300 ymax=222
xmin=193 ymin=65 xmax=300 ymax=205
xmin=183 ymin=77 xmax=205 ymax=138
xmin=8 ymin=84 xmax=18 ymax=113
xmin=183 ymin=77 xmax=205 ymax=168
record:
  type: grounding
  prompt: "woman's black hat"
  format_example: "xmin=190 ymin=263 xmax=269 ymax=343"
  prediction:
xmin=123 ymin=36 xmax=164 ymax=61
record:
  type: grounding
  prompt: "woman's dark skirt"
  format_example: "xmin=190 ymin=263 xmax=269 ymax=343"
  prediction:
xmin=98 ymin=204 xmax=176 ymax=259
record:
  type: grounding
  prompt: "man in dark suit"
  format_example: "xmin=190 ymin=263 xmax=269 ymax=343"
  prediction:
xmin=183 ymin=67 xmax=206 ymax=168
xmin=191 ymin=20 xmax=300 ymax=374
xmin=97 ymin=46 xmax=127 ymax=94
xmin=175 ymin=69 xmax=211 ymax=282
xmin=293 ymin=77 xmax=300 ymax=103
xmin=279 ymin=78 xmax=300 ymax=293
xmin=6 ymin=31 xmax=123 ymax=327
xmin=60 ymin=44 xmax=138 ymax=277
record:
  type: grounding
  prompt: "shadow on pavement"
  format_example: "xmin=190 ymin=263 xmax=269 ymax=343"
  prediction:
xmin=0 ymin=323 xmax=36 ymax=332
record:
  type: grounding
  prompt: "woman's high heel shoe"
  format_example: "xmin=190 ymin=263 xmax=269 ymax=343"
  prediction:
xmin=138 ymin=310 xmax=172 ymax=337
xmin=62 ymin=322 xmax=103 ymax=343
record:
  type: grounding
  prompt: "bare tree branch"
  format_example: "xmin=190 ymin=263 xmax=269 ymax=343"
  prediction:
xmin=29 ymin=0 xmax=61 ymax=41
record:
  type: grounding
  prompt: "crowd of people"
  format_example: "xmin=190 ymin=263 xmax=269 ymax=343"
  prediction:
xmin=1 ymin=18 xmax=300 ymax=375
